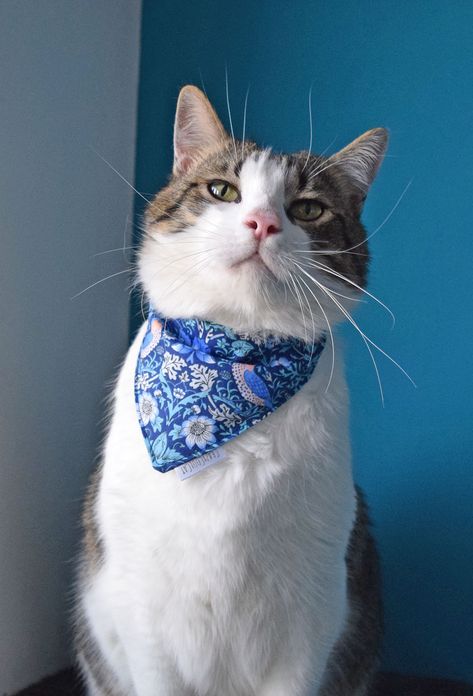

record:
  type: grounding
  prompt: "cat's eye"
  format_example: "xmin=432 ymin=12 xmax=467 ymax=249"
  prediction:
xmin=288 ymin=199 xmax=324 ymax=222
xmin=207 ymin=180 xmax=240 ymax=203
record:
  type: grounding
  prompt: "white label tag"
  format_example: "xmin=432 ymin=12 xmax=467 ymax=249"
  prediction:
xmin=175 ymin=449 xmax=227 ymax=480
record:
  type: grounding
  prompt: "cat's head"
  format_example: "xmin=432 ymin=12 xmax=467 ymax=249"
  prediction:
xmin=139 ymin=85 xmax=387 ymax=339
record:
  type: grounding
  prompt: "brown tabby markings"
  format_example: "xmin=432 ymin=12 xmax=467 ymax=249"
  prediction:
xmin=146 ymin=141 xmax=369 ymax=288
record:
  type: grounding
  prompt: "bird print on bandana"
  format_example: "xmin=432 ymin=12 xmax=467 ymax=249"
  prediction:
xmin=231 ymin=363 xmax=273 ymax=409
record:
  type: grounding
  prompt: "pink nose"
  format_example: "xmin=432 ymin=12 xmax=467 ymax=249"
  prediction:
xmin=244 ymin=210 xmax=281 ymax=240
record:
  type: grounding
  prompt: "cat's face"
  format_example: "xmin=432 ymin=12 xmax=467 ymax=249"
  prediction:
xmin=139 ymin=86 xmax=387 ymax=338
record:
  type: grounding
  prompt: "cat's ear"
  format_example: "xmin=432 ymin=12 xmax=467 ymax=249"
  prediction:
xmin=331 ymin=128 xmax=388 ymax=200
xmin=173 ymin=85 xmax=227 ymax=176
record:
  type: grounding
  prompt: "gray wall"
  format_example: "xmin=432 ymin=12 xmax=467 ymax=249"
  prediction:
xmin=0 ymin=2 xmax=142 ymax=692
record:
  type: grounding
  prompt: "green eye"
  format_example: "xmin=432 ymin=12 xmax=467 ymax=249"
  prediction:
xmin=208 ymin=180 xmax=240 ymax=203
xmin=289 ymin=199 xmax=324 ymax=221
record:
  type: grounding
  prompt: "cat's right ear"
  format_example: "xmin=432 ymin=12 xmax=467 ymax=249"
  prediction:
xmin=173 ymin=86 xmax=227 ymax=176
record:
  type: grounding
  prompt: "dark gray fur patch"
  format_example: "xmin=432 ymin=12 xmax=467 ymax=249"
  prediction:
xmin=284 ymin=150 xmax=370 ymax=287
xmin=319 ymin=487 xmax=383 ymax=695
xmin=73 ymin=466 xmax=122 ymax=695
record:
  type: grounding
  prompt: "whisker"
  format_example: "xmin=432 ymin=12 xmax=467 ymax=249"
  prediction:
xmin=292 ymin=267 xmax=336 ymax=392
xmin=315 ymin=278 xmax=385 ymax=404
xmin=335 ymin=179 xmax=413 ymax=254
xmin=292 ymin=247 xmax=369 ymax=258
xmin=292 ymin=263 xmax=385 ymax=404
xmin=89 ymin=147 xmax=151 ymax=204
xmin=307 ymin=155 xmax=363 ymax=181
xmin=92 ymin=245 xmax=136 ymax=258
xmin=71 ymin=268 xmax=132 ymax=299
xmin=241 ymin=85 xmax=250 ymax=160
xmin=283 ymin=274 xmax=304 ymax=332
xmin=317 ymin=134 xmax=339 ymax=159
xmin=225 ymin=66 xmax=238 ymax=163
xmin=122 ymin=213 xmax=131 ymax=262
xmin=294 ymin=254 xmax=396 ymax=327
xmin=293 ymin=263 xmax=416 ymax=401
xmin=292 ymin=273 xmax=318 ymax=364
xmin=282 ymin=254 xmax=363 ymax=304
xmin=301 ymin=85 xmax=314 ymax=174
xmin=286 ymin=271 xmax=309 ymax=343
xmin=292 ymin=272 xmax=316 ymax=343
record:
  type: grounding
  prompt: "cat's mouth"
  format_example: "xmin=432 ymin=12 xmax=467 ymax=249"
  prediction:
xmin=236 ymin=252 xmax=263 ymax=266
xmin=232 ymin=250 xmax=272 ymax=273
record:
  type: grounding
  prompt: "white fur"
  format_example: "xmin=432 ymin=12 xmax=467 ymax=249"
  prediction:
xmin=81 ymin=153 xmax=359 ymax=696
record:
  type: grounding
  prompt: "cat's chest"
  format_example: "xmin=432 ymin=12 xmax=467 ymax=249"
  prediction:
xmin=99 ymin=322 xmax=354 ymax=578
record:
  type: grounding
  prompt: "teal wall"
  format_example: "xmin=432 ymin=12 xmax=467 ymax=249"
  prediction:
xmin=134 ymin=0 xmax=473 ymax=682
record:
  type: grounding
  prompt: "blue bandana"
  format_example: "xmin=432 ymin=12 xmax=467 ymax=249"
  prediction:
xmin=135 ymin=308 xmax=325 ymax=474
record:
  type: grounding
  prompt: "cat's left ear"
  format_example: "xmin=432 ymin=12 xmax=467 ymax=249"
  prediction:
xmin=173 ymin=85 xmax=228 ymax=176
xmin=331 ymin=128 xmax=388 ymax=203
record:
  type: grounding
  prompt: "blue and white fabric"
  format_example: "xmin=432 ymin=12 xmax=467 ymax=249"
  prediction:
xmin=135 ymin=307 xmax=325 ymax=473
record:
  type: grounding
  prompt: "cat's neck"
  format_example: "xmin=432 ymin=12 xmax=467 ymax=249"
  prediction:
xmin=150 ymin=298 xmax=327 ymax=343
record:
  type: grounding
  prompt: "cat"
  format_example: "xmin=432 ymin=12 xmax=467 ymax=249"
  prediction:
xmin=74 ymin=85 xmax=388 ymax=696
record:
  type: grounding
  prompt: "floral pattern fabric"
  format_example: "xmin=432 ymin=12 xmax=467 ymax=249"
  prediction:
xmin=135 ymin=308 xmax=325 ymax=473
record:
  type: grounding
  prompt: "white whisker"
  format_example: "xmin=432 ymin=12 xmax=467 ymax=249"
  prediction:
xmin=294 ymin=254 xmax=396 ymax=327
xmin=282 ymin=254 xmax=363 ymax=304
xmin=307 ymin=155 xmax=362 ymax=180
xmin=292 ymin=262 xmax=416 ymax=402
xmin=225 ymin=66 xmax=238 ymax=163
xmin=336 ymin=179 xmax=413 ymax=254
xmin=292 ymin=272 xmax=316 ymax=344
xmin=71 ymin=268 xmax=132 ymax=299
xmin=292 ymin=247 xmax=369 ymax=258
xmin=293 ymin=263 xmax=385 ymax=404
xmin=286 ymin=272 xmax=309 ymax=343
xmin=301 ymin=85 xmax=314 ymax=174
xmin=93 ymin=245 xmax=136 ymax=258
xmin=317 ymin=134 xmax=339 ymax=159
xmin=89 ymin=147 xmax=151 ymax=204
xmin=292 ymin=270 xmax=335 ymax=392
xmin=241 ymin=85 xmax=250 ymax=159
